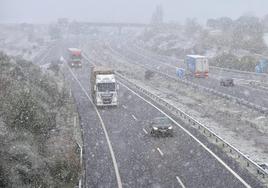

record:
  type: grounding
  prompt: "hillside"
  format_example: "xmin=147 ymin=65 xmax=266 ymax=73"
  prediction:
xmin=0 ymin=52 xmax=81 ymax=187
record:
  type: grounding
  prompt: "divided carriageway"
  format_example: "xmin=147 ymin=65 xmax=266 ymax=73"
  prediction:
xmin=33 ymin=39 xmax=267 ymax=187
xmin=106 ymin=38 xmax=268 ymax=112
xmin=64 ymin=40 xmax=265 ymax=187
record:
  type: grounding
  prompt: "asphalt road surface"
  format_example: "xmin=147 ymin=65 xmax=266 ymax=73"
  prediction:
xmin=34 ymin=38 xmax=265 ymax=188
xmin=63 ymin=61 xmax=262 ymax=187
xmin=108 ymin=38 xmax=268 ymax=109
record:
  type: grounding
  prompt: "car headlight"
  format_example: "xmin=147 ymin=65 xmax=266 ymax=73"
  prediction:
xmin=168 ymin=126 xmax=172 ymax=130
xmin=153 ymin=127 xmax=158 ymax=130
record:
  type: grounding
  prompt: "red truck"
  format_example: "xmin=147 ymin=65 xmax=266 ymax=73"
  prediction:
xmin=67 ymin=48 xmax=82 ymax=67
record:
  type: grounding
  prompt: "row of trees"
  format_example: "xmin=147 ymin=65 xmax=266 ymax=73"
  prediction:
xmin=207 ymin=15 xmax=268 ymax=32
xmin=206 ymin=16 xmax=266 ymax=53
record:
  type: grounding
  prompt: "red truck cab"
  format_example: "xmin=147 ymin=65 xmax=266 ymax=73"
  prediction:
xmin=68 ymin=48 xmax=82 ymax=67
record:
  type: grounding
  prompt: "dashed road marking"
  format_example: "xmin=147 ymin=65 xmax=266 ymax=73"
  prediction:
xmin=131 ymin=114 xmax=138 ymax=121
xmin=73 ymin=116 xmax=76 ymax=128
xmin=119 ymin=81 xmax=251 ymax=188
xmin=69 ymin=88 xmax=72 ymax=97
xmin=157 ymin=147 xmax=164 ymax=156
xmin=143 ymin=128 xmax=148 ymax=134
xmin=176 ymin=176 xmax=186 ymax=188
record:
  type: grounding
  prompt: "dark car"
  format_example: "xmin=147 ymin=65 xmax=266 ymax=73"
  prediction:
xmin=220 ymin=78 xmax=234 ymax=86
xmin=150 ymin=117 xmax=173 ymax=137
xmin=259 ymin=163 xmax=268 ymax=173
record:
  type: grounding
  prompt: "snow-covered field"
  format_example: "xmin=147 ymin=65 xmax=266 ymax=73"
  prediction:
xmin=0 ymin=25 xmax=50 ymax=61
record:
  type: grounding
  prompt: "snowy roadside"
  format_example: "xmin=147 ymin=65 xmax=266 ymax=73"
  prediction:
xmin=95 ymin=48 xmax=268 ymax=166
xmin=0 ymin=50 xmax=82 ymax=187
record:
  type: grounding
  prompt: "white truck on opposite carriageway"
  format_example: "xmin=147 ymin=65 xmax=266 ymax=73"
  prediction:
xmin=185 ymin=55 xmax=209 ymax=78
xmin=90 ymin=66 xmax=119 ymax=106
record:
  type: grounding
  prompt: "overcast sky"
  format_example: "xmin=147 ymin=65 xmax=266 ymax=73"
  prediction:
xmin=1 ymin=0 xmax=268 ymax=24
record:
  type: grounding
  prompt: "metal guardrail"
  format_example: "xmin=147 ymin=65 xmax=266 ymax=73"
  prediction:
xmin=161 ymin=71 xmax=268 ymax=114
xmin=82 ymin=49 xmax=268 ymax=185
xmin=133 ymin=41 xmax=268 ymax=78
xmin=120 ymin=57 xmax=268 ymax=115
xmin=163 ymin=68 xmax=265 ymax=114
xmin=107 ymin=44 xmax=268 ymax=114
xmin=116 ymin=72 xmax=268 ymax=184
xmin=210 ymin=66 xmax=268 ymax=78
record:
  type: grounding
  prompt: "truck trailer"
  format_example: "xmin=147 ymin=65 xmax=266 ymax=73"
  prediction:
xmin=90 ymin=66 xmax=118 ymax=106
xmin=67 ymin=48 xmax=82 ymax=67
xmin=185 ymin=55 xmax=209 ymax=78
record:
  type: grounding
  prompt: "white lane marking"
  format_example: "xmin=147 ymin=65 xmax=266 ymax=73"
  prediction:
xmin=73 ymin=116 xmax=76 ymax=128
xmin=66 ymin=65 xmax=122 ymax=188
xmin=119 ymin=81 xmax=251 ymax=188
xmin=122 ymin=105 xmax=127 ymax=109
xmin=143 ymin=128 xmax=148 ymax=134
xmin=157 ymin=147 xmax=164 ymax=156
xmin=74 ymin=116 xmax=83 ymax=167
xmin=176 ymin=176 xmax=186 ymax=188
xmin=79 ymin=179 xmax=82 ymax=188
xmin=69 ymin=88 xmax=72 ymax=97
xmin=131 ymin=114 xmax=138 ymax=121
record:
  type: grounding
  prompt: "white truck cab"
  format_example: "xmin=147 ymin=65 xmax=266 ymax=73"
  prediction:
xmin=91 ymin=67 xmax=119 ymax=106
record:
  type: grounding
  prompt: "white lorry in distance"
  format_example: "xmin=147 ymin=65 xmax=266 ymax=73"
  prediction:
xmin=185 ymin=55 xmax=209 ymax=78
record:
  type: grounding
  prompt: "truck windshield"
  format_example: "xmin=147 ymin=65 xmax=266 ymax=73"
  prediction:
xmin=71 ymin=55 xmax=81 ymax=60
xmin=97 ymin=83 xmax=116 ymax=92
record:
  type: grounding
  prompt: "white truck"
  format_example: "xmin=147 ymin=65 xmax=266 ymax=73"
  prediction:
xmin=90 ymin=66 xmax=119 ymax=106
xmin=185 ymin=55 xmax=209 ymax=78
